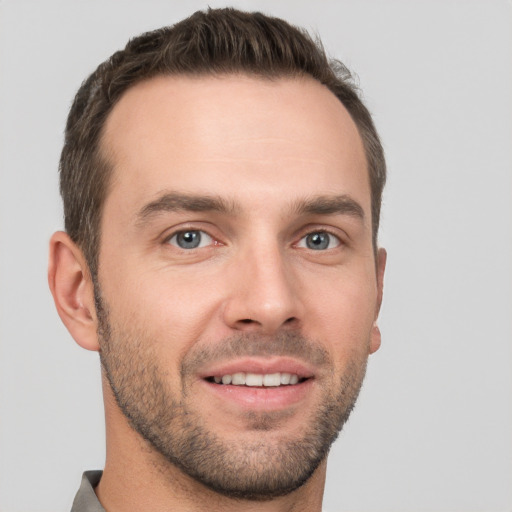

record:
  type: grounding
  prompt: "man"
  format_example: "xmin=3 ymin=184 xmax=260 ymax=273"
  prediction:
xmin=48 ymin=7 xmax=386 ymax=512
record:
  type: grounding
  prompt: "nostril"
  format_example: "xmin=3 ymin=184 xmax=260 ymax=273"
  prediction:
xmin=234 ymin=317 xmax=297 ymax=330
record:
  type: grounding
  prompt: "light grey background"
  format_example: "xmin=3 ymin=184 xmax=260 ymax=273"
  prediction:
xmin=1 ymin=1 xmax=511 ymax=511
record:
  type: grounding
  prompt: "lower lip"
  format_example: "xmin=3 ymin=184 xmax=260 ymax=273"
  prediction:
xmin=200 ymin=379 xmax=314 ymax=411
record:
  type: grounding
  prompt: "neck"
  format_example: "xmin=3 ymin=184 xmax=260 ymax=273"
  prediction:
xmin=95 ymin=379 xmax=326 ymax=512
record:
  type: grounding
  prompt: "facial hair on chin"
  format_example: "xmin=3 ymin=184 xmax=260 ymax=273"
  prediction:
xmin=95 ymin=288 xmax=369 ymax=501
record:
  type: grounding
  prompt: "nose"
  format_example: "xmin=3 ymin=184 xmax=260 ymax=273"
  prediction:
xmin=222 ymin=243 xmax=304 ymax=334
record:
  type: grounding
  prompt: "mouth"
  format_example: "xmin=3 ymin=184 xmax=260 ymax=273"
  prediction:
xmin=205 ymin=372 xmax=307 ymax=387
xmin=197 ymin=359 xmax=316 ymax=411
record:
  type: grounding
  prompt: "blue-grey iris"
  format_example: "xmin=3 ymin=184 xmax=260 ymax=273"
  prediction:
xmin=306 ymin=232 xmax=330 ymax=250
xmin=176 ymin=231 xmax=201 ymax=249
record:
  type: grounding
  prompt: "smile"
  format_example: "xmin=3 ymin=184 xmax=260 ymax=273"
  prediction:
xmin=197 ymin=357 xmax=316 ymax=410
xmin=208 ymin=372 xmax=305 ymax=387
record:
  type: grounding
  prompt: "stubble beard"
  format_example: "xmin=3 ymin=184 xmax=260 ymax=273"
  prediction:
xmin=95 ymin=290 xmax=369 ymax=501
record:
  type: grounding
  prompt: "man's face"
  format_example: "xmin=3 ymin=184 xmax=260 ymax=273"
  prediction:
xmin=96 ymin=75 xmax=384 ymax=499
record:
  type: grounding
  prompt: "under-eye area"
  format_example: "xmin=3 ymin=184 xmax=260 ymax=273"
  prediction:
xmin=205 ymin=372 xmax=309 ymax=387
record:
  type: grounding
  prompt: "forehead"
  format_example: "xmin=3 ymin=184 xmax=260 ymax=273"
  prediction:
xmin=100 ymin=74 xmax=369 ymax=218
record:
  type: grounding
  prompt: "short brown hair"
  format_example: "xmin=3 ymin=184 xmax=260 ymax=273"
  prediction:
xmin=60 ymin=7 xmax=386 ymax=277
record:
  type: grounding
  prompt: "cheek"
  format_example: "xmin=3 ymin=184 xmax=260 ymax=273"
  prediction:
xmin=102 ymin=268 xmax=224 ymax=359
xmin=305 ymin=270 xmax=377 ymax=356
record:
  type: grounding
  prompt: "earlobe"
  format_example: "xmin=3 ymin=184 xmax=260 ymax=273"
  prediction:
xmin=48 ymin=231 xmax=100 ymax=351
xmin=369 ymin=323 xmax=381 ymax=354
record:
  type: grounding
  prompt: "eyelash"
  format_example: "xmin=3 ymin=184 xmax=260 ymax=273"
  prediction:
xmin=295 ymin=230 xmax=342 ymax=251
xmin=165 ymin=229 xmax=217 ymax=250
xmin=164 ymin=227 xmax=344 ymax=251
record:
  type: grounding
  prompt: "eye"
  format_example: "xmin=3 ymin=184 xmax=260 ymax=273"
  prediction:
xmin=297 ymin=231 xmax=341 ymax=251
xmin=167 ymin=230 xmax=214 ymax=249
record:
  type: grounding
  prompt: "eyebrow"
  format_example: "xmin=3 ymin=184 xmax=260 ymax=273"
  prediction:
xmin=136 ymin=192 xmax=238 ymax=225
xmin=292 ymin=194 xmax=365 ymax=221
xmin=136 ymin=191 xmax=365 ymax=225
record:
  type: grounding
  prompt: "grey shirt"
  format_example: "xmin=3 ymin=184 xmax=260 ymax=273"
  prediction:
xmin=71 ymin=471 xmax=105 ymax=512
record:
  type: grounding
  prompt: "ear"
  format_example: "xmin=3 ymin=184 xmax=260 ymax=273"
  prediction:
xmin=48 ymin=231 xmax=99 ymax=351
xmin=369 ymin=247 xmax=387 ymax=354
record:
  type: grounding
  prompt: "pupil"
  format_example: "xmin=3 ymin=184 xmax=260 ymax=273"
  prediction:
xmin=178 ymin=231 xmax=200 ymax=249
xmin=307 ymin=232 xmax=329 ymax=250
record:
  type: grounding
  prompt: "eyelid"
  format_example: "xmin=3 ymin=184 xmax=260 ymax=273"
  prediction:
xmin=293 ymin=224 xmax=347 ymax=246
xmin=166 ymin=229 xmax=214 ymax=249
xmin=162 ymin=224 xmax=222 ymax=249
xmin=295 ymin=230 xmax=342 ymax=250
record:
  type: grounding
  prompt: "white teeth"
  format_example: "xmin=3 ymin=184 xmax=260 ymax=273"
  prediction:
xmin=212 ymin=372 xmax=302 ymax=387
xmin=263 ymin=373 xmax=280 ymax=387
xmin=280 ymin=373 xmax=291 ymax=385
xmin=245 ymin=373 xmax=263 ymax=386
xmin=232 ymin=372 xmax=246 ymax=385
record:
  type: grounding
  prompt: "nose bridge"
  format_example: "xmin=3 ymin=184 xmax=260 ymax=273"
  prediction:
xmin=223 ymin=233 xmax=302 ymax=332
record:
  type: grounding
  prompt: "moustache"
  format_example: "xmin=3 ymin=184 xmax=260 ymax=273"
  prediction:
xmin=181 ymin=331 xmax=331 ymax=376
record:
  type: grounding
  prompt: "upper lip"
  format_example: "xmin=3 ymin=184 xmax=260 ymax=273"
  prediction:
xmin=197 ymin=357 xmax=316 ymax=379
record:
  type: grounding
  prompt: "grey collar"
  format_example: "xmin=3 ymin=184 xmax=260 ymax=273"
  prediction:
xmin=70 ymin=471 xmax=105 ymax=512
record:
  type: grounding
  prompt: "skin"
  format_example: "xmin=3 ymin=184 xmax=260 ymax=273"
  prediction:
xmin=49 ymin=74 xmax=386 ymax=512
